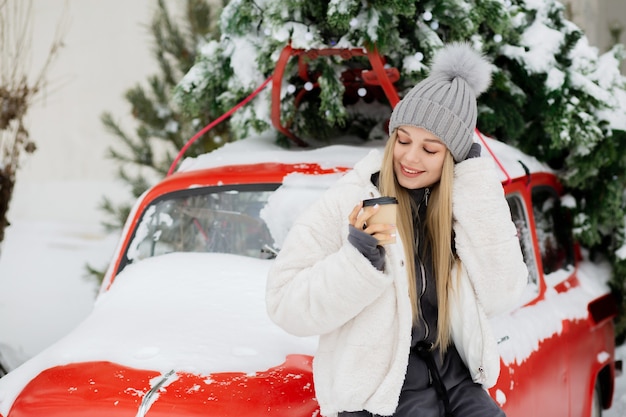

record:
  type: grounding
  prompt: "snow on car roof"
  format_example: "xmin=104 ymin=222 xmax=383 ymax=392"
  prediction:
xmin=177 ymin=130 xmax=551 ymax=182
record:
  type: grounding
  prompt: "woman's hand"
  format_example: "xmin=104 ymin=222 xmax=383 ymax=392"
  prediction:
xmin=348 ymin=202 xmax=396 ymax=245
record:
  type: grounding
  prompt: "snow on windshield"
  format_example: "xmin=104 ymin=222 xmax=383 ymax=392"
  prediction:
xmin=261 ymin=172 xmax=346 ymax=248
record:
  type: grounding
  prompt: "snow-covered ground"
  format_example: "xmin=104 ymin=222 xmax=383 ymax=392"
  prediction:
xmin=0 ymin=220 xmax=118 ymax=366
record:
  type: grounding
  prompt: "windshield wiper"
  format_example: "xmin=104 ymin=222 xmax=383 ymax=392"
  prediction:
xmin=261 ymin=244 xmax=279 ymax=258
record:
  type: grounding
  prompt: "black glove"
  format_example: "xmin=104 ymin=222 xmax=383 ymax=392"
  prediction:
xmin=466 ymin=142 xmax=481 ymax=159
xmin=347 ymin=225 xmax=386 ymax=271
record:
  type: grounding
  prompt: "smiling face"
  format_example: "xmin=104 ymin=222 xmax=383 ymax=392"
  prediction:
xmin=393 ymin=126 xmax=448 ymax=190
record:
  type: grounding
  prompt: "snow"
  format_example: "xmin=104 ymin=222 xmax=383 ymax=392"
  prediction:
xmin=229 ymin=37 xmax=264 ymax=88
xmin=178 ymin=130 xmax=549 ymax=186
xmin=516 ymin=20 xmax=562 ymax=74
xmin=260 ymin=172 xmax=346 ymax=248
xmin=7 ymin=253 xmax=316 ymax=372
xmin=492 ymin=260 xmax=610 ymax=367
xmin=402 ymin=52 xmax=427 ymax=74
xmin=179 ymin=131 xmax=376 ymax=172
xmin=0 ymin=251 xmax=319 ymax=413
xmin=0 ymin=221 xmax=117 ymax=362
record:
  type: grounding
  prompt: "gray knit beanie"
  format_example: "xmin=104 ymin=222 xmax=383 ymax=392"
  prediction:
xmin=388 ymin=42 xmax=492 ymax=162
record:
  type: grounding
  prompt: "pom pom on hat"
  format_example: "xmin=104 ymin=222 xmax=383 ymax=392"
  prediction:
xmin=430 ymin=43 xmax=492 ymax=96
xmin=388 ymin=42 xmax=492 ymax=161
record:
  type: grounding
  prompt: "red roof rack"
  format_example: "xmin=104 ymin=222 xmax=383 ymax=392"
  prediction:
xmin=271 ymin=44 xmax=400 ymax=147
xmin=168 ymin=44 xmax=401 ymax=174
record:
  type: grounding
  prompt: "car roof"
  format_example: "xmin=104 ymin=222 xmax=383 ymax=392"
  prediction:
xmin=175 ymin=131 xmax=552 ymax=184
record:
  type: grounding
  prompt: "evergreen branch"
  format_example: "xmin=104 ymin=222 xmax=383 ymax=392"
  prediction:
xmin=155 ymin=0 xmax=195 ymax=74
xmin=98 ymin=195 xmax=132 ymax=231
xmin=147 ymin=75 xmax=168 ymax=105
xmin=101 ymin=112 xmax=143 ymax=155
xmin=155 ymin=48 xmax=177 ymax=87
xmin=83 ymin=262 xmax=106 ymax=286
xmin=118 ymin=167 xmax=154 ymax=197
xmin=186 ymin=0 xmax=217 ymax=39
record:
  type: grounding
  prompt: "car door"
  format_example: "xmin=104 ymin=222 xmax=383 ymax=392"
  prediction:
xmin=528 ymin=182 xmax=576 ymax=415
xmin=491 ymin=185 xmax=543 ymax=415
xmin=493 ymin=178 xmax=575 ymax=417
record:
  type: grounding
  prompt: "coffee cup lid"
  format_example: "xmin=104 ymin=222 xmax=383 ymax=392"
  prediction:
xmin=363 ymin=197 xmax=398 ymax=207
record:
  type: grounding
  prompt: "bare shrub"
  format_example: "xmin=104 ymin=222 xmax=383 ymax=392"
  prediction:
xmin=0 ymin=0 xmax=67 ymax=243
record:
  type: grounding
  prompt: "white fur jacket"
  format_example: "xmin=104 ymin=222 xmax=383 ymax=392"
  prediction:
xmin=266 ymin=150 xmax=528 ymax=417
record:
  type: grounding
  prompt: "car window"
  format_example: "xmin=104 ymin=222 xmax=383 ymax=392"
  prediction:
xmin=531 ymin=186 xmax=574 ymax=283
xmin=125 ymin=184 xmax=279 ymax=266
xmin=117 ymin=172 xmax=345 ymax=276
xmin=507 ymin=193 xmax=538 ymax=301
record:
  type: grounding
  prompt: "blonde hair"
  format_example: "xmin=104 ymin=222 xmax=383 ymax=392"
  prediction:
xmin=378 ymin=132 xmax=456 ymax=350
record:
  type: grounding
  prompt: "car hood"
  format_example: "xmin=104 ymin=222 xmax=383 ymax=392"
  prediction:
xmin=6 ymin=356 xmax=317 ymax=417
xmin=0 ymin=253 xmax=317 ymax=416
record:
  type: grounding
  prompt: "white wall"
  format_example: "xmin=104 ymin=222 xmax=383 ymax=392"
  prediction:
xmin=564 ymin=0 xmax=626 ymax=56
xmin=9 ymin=0 xmax=163 ymax=224
xmin=564 ymin=0 xmax=602 ymax=47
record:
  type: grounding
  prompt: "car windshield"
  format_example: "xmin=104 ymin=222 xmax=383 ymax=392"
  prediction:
xmin=125 ymin=184 xmax=279 ymax=266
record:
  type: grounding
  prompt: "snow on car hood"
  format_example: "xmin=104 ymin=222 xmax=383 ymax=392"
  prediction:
xmin=0 ymin=252 xmax=317 ymax=415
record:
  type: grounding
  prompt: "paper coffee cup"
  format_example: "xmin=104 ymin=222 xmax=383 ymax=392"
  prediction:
xmin=362 ymin=197 xmax=398 ymax=244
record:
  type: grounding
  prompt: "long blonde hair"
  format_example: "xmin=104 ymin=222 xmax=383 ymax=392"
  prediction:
xmin=378 ymin=131 xmax=456 ymax=350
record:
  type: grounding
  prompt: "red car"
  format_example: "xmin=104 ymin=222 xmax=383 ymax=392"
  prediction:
xmin=0 ymin=133 xmax=617 ymax=417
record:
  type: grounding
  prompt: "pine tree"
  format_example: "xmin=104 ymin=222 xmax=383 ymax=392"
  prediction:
xmin=88 ymin=0 xmax=227 ymax=282
xmin=100 ymin=0 xmax=227 ymax=232
xmin=175 ymin=0 xmax=626 ymax=337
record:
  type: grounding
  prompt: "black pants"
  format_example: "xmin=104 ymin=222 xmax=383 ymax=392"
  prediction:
xmin=338 ymin=345 xmax=505 ymax=417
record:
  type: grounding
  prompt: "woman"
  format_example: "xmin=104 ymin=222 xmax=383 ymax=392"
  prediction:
xmin=266 ymin=43 xmax=528 ymax=417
